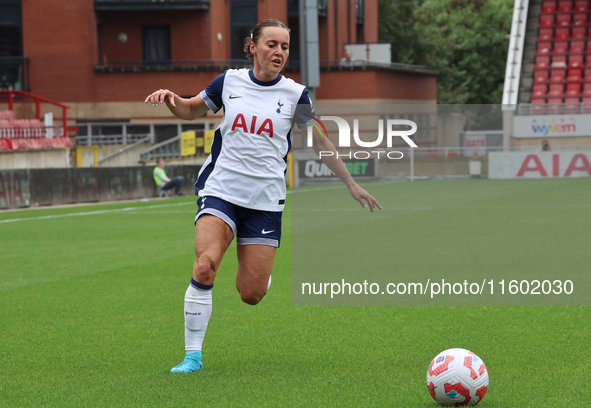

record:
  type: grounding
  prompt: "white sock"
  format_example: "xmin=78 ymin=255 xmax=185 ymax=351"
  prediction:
xmin=184 ymin=283 xmax=212 ymax=353
xmin=268 ymin=274 xmax=272 ymax=291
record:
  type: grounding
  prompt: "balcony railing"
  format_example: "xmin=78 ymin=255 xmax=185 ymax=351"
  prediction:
xmin=95 ymin=59 xmax=254 ymax=72
xmin=94 ymin=0 xmax=209 ymax=10
xmin=0 ymin=57 xmax=30 ymax=92
xmin=95 ymin=58 xmax=434 ymax=75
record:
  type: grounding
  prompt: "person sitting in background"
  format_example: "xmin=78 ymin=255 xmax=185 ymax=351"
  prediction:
xmin=154 ymin=158 xmax=184 ymax=196
xmin=339 ymin=51 xmax=355 ymax=66
xmin=537 ymin=140 xmax=551 ymax=152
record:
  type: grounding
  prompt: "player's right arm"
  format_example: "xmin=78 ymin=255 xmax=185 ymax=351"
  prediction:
xmin=144 ymin=90 xmax=209 ymax=120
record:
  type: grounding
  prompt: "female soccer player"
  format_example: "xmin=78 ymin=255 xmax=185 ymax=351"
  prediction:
xmin=145 ymin=19 xmax=381 ymax=373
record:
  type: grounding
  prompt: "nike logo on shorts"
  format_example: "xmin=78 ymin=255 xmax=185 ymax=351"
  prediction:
xmin=229 ymin=95 xmax=242 ymax=99
xmin=262 ymin=229 xmax=275 ymax=234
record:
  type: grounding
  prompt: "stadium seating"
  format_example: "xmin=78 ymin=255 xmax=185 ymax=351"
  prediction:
xmin=572 ymin=27 xmax=586 ymax=39
xmin=549 ymin=83 xmax=565 ymax=98
xmin=534 ymin=70 xmax=550 ymax=84
xmin=575 ymin=0 xmax=589 ymax=12
xmin=535 ymin=55 xmax=550 ymax=70
xmin=0 ymin=110 xmax=72 ymax=150
xmin=553 ymin=40 xmax=569 ymax=54
xmin=539 ymin=28 xmax=553 ymax=41
xmin=558 ymin=1 xmax=573 ymax=13
xmin=550 ymin=68 xmax=566 ymax=83
xmin=567 ymin=68 xmax=583 ymax=82
xmin=556 ymin=13 xmax=572 ymax=26
xmin=532 ymin=84 xmax=548 ymax=98
xmin=540 ymin=14 xmax=555 ymax=27
xmin=573 ymin=12 xmax=588 ymax=26
xmin=531 ymin=2 xmax=591 ymax=105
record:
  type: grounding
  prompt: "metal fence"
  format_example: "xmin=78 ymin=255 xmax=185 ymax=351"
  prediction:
xmin=517 ymin=103 xmax=591 ymax=116
xmin=75 ymin=122 xmax=215 ymax=146
xmin=140 ymin=135 xmax=182 ymax=161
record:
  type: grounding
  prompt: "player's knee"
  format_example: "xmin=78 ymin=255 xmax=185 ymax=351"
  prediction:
xmin=194 ymin=256 xmax=216 ymax=282
xmin=240 ymin=288 xmax=264 ymax=305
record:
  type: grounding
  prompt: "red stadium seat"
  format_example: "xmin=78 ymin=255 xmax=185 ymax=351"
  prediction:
xmin=0 ymin=139 xmax=12 ymax=150
xmin=549 ymin=83 xmax=565 ymax=97
xmin=572 ymin=27 xmax=586 ymax=40
xmin=552 ymin=54 xmax=568 ymax=68
xmin=570 ymin=40 xmax=586 ymax=54
xmin=558 ymin=1 xmax=573 ymax=12
xmin=582 ymin=87 xmax=591 ymax=97
xmin=567 ymin=67 xmax=583 ymax=78
xmin=566 ymin=81 xmax=581 ymax=95
xmin=584 ymin=69 xmax=591 ymax=83
xmin=534 ymin=70 xmax=550 ymax=83
xmin=550 ymin=68 xmax=566 ymax=83
xmin=573 ymin=13 xmax=588 ymax=26
xmin=537 ymin=41 xmax=553 ymax=55
xmin=569 ymin=54 xmax=584 ymax=69
xmin=553 ymin=40 xmax=569 ymax=54
xmin=556 ymin=13 xmax=572 ymax=27
xmin=540 ymin=14 xmax=555 ymax=27
xmin=554 ymin=27 xmax=570 ymax=41
xmin=539 ymin=28 xmax=554 ymax=41
xmin=575 ymin=0 xmax=589 ymax=12
xmin=535 ymin=60 xmax=549 ymax=71
xmin=0 ymin=110 xmax=16 ymax=120
xmin=535 ymin=55 xmax=550 ymax=70
xmin=585 ymin=54 xmax=591 ymax=66
xmin=548 ymin=97 xmax=564 ymax=104
xmin=532 ymin=84 xmax=548 ymax=99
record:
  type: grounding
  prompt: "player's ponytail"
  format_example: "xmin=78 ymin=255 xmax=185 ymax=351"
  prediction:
xmin=244 ymin=19 xmax=290 ymax=62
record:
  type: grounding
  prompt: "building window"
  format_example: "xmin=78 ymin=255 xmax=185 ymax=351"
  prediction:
xmin=230 ymin=0 xmax=258 ymax=61
xmin=0 ymin=0 xmax=25 ymax=90
xmin=356 ymin=0 xmax=364 ymax=24
xmin=142 ymin=25 xmax=171 ymax=65
xmin=318 ymin=0 xmax=328 ymax=17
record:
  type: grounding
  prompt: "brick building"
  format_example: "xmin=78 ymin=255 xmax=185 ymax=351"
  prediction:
xmin=1 ymin=0 xmax=437 ymax=143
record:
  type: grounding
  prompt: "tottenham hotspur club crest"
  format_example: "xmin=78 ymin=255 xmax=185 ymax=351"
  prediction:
xmin=277 ymin=100 xmax=283 ymax=114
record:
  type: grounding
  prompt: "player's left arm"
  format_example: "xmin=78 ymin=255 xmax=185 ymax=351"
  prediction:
xmin=312 ymin=133 xmax=382 ymax=212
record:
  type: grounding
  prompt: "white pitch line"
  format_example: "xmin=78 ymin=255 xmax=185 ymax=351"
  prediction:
xmin=0 ymin=201 xmax=194 ymax=224
xmin=290 ymin=204 xmax=591 ymax=212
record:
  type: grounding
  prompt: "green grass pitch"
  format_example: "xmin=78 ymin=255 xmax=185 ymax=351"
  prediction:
xmin=0 ymin=178 xmax=589 ymax=407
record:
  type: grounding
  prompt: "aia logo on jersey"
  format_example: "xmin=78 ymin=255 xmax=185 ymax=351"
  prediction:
xmin=231 ymin=114 xmax=274 ymax=138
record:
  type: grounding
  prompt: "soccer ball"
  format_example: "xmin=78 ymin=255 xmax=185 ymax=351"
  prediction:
xmin=426 ymin=348 xmax=489 ymax=406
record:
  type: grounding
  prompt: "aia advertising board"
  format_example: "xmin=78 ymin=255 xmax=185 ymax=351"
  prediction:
xmin=489 ymin=152 xmax=591 ymax=179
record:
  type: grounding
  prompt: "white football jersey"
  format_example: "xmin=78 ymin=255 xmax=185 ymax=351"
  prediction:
xmin=196 ymin=69 xmax=312 ymax=212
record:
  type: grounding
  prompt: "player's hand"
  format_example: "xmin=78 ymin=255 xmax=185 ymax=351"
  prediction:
xmin=348 ymin=183 xmax=382 ymax=213
xmin=144 ymin=89 xmax=176 ymax=108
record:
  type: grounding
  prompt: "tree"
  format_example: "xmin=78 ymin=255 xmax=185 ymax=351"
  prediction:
xmin=379 ymin=0 xmax=513 ymax=104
